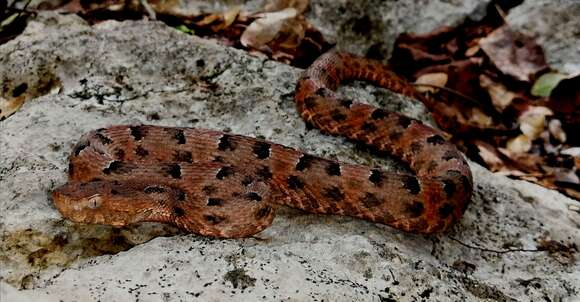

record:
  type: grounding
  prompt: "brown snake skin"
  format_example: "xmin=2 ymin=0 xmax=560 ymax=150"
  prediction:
xmin=52 ymin=52 xmax=473 ymax=238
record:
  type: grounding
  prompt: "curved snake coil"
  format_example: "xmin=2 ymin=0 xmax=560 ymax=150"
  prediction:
xmin=52 ymin=52 xmax=473 ymax=238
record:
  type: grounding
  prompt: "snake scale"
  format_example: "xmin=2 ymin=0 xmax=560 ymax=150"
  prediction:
xmin=52 ymin=52 xmax=473 ymax=238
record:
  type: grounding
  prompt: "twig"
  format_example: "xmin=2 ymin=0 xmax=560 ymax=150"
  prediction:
xmin=411 ymin=83 xmax=482 ymax=106
xmin=140 ymin=0 xmax=156 ymax=20
xmin=494 ymin=4 xmax=508 ymax=25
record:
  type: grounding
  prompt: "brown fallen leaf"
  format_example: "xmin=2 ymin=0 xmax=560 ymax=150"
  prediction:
xmin=475 ymin=141 xmax=506 ymax=171
xmin=506 ymin=134 xmax=532 ymax=153
xmin=222 ymin=5 xmax=241 ymax=29
xmin=414 ymin=72 xmax=448 ymax=93
xmin=479 ymin=74 xmax=515 ymax=112
xmin=548 ymin=119 xmax=567 ymax=143
xmin=468 ymin=107 xmax=494 ymax=128
xmin=0 ymin=95 xmax=26 ymax=121
xmin=479 ymin=25 xmax=548 ymax=82
xmin=265 ymin=0 xmax=309 ymax=14
xmin=518 ymin=106 xmax=552 ymax=140
xmin=241 ymin=8 xmax=298 ymax=49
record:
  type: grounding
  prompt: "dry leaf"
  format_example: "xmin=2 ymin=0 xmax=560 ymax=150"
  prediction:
xmin=518 ymin=106 xmax=552 ymax=140
xmin=475 ymin=141 xmax=505 ymax=171
xmin=506 ymin=134 xmax=532 ymax=153
xmin=277 ymin=17 xmax=305 ymax=48
xmin=561 ymin=147 xmax=580 ymax=157
xmin=465 ymin=45 xmax=480 ymax=57
xmin=222 ymin=5 xmax=241 ymax=28
xmin=241 ymin=8 xmax=298 ymax=49
xmin=531 ymin=72 xmax=568 ymax=97
xmin=0 ymin=95 xmax=25 ymax=120
xmin=265 ymin=0 xmax=309 ymax=14
xmin=196 ymin=13 xmax=221 ymax=27
xmin=414 ymin=72 xmax=448 ymax=93
xmin=479 ymin=26 xmax=548 ymax=82
xmin=479 ymin=74 xmax=516 ymax=112
xmin=548 ymin=119 xmax=567 ymax=143
xmin=469 ymin=107 xmax=493 ymax=128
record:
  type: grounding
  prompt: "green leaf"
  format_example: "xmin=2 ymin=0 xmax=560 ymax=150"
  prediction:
xmin=531 ymin=72 xmax=567 ymax=97
xmin=0 ymin=13 xmax=19 ymax=30
xmin=175 ymin=25 xmax=194 ymax=35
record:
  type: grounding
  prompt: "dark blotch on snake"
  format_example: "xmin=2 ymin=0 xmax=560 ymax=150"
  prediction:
xmin=245 ymin=192 xmax=262 ymax=202
xmin=207 ymin=198 xmax=224 ymax=206
xmin=406 ymin=201 xmax=424 ymax=217
xmin=135 ymin=146 xmax=149 ymax=157
xmin=340 ymin=99 xmax=353 ymax=108
xmin=323 ymin=186 xmax=345 ymax=202
xmin=304 ymin=97 xmax=318 ymax=109
xmin=204 ymin=215 xmax=224 ymax=224
xmin=73 ymin=142 xmax=89 ymax=156
xmin=439 ymin=203 xmax=454 ymax=218
xmin=253 ymin=142 xmax=271 ymax=159
xmin=174 ymin=130 xmax=186 ymax=144
xmin=114 ymin=149 xmax=125 ymax=160
xmin=442 ymin=150 xmax=460 ymax=161
xmin=256 ymin=166 xmax=273 ymax=180
xmin=326 ymin=162 xmax=341 ymax=176
xmin=103 ymin=161 xmax=124 ymax=175
xmin=218 ymin=135 xmax=236 ymax=151
xmin=287 ymin=176 xmax=305 ymax=190
xmin=410 ymin=142 xmax=423 ymax=154
xmin=130 ymin=126 xmax=145 ymax=141
xmin=361 ymin=193 xmax=381 ymax=208
xmin=296 ymin=154 xmax=315 ymax=171
xmin=173 ymin=150 xmax=193 ymax=163
xmin=216 ymin=166 xmax=234 ymax=180
xmin=173 ymin=207 xmax=185 ymax=217
xmin=401 ymin=175 xmax=421 ymax=195
xmin=144 ymin=186 xmax=166 ymax=194
xmin=426 ymin=161 xmax=438 ymax=173
xmin=443 ymin=179 xmax=456 ymax=198
xmin=389 ymin=131 xmax=403 ymax=141
xmin=398 ymin=115 xmax=412 ymax=128
xmin=361 ymin=122 xmax=377 ymax=132
xmin=369 ymin=169 xmax=384 ymax=186
xmin=427 ymin=135 xmax=445 ymax=145
xmin=330 ymin=109 xmax=347 ymax=122
xmin=95 ymin=133 xmax=112 ymax=145
xmin=241 ymin=176 xmax=254 ymax=186
xmin=202 ymin=185 xmax=217 ymax=195
xmin=176 ymin=190 xmax=186 ymax=201
xmin=371 ymin=109 xmax=388 ymax=119
xmin=165 ymin=164 xmax=182 ymax=179
xmin=256 ymin=206 xmax=272 ymax=219
xmin=315 ymin=87 xmax=330 ymax=97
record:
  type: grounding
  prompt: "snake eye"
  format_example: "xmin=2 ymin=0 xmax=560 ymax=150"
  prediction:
xmin=87 ymin=195 xmax=102 ymax=209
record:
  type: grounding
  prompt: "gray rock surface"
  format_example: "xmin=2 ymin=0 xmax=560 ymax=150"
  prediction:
xmin=0 ymin=8 xmax=579 ymax=302
xmin=507 ymin=0 xmax=580 ymax=74
xmin=307 ymin=0 xmax=490 ymax=57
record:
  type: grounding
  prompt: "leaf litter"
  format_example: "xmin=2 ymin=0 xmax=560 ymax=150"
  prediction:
xmin=390 ymin=3 xmax=579 ymax=200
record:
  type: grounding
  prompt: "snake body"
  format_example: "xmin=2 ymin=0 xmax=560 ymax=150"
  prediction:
xmin=52 ymin=52 xmax=473 ymax=238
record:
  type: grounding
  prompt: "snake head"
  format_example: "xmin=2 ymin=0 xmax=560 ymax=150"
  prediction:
xmin=51 ymin=181 xmax=164 ymax=227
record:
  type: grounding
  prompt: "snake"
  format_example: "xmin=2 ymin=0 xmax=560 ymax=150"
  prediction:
xmin=52 ymin=52 xmax=473 ymax=238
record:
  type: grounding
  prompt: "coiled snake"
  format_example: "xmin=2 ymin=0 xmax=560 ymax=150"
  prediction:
xmin=52 ymin=52 xmax=473 ymax=238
